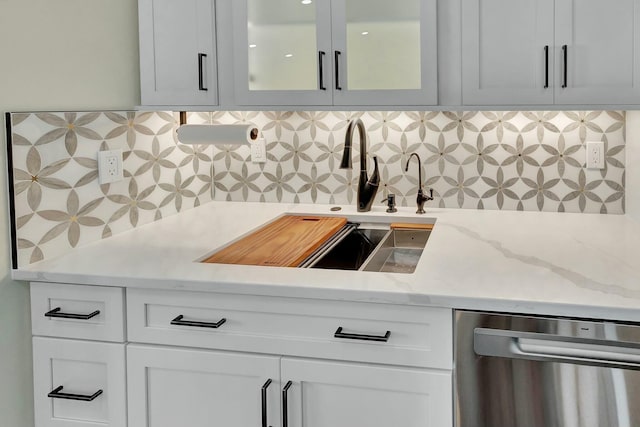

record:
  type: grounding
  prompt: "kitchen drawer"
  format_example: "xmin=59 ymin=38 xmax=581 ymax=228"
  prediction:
xmin=32 ymin=337 xmax=126 ymax=427
xmin=127 ymin=288 xmax=452 ymax=369
xmin=30 ymin=282 xmax=125 ymax=342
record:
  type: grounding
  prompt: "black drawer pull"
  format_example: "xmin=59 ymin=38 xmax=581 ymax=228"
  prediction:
xmin=562 ymin=45 xmax=568 ymax=88
xmin=543 ymin=45 xmax=549 ymax=89
xmin=334 ymin=327 xmax=390 ymax=342
xmin=282 ymin=381 xmax=293 ymax=427
xmin=335 ymin=50 xmax=342 ymax=90
xmin=261 ymin=379 xmax=272 ymax=427
xmin=170 ymin=315 xmax=226 ymax=329
xmin=45 ymin=307 xmax=100 ymax=320
xmin=198 ymin=53 xmax=208 ymax=91
xmin=318 ymin=51 xmax=327 ymax=91
xmin=48 ymin=385 xmax=103 ymax=402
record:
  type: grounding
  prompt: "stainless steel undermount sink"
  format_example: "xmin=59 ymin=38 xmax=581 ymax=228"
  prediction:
xmin=360 ymin=228 xmax=430 ymax=273
xmin=299 ymin=220 xmax=433 ymax=274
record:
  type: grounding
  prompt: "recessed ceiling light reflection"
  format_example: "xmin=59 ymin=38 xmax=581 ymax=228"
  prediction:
xmin=301 ymin=0 xmax=312 ymax=4
xmin=361 ymin=31 xmax=369 ymax=36
xmin=285 ymin=54 xmax=294 ymax=58
xmin=249 ymin=44 xmax=257 ymax=48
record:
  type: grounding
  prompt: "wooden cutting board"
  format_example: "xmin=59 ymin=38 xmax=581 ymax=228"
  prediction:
xmin=202 ymin=215 xmax=347 ymax=267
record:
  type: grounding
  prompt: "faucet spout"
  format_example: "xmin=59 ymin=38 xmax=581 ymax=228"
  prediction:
xmin=340 ymin=119 xmax=380 ymax=212
xmin=405 ymin=153 xmax=433 ymax=214
xmin=404 ymin=153 xmax=423 ymax=192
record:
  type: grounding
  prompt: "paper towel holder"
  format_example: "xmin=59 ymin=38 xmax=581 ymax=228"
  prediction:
xmin=176 ymin=123 xmax=260 ymax=146
xmin=177 ymin=112 xmax=258 ymax=138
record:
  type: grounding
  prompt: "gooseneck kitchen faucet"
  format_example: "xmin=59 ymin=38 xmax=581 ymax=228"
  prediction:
xmin=405 ymin=153 xmax=433 ymax=214
xmin=340 ymin=119 xmax=380 ymax=212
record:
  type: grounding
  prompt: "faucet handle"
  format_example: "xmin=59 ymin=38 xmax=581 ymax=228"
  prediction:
xmin=417 ymin=188 xmax=434 ymax=202
xmin=381 ymin=193 xmax=397 ymax=213
xmin=425 ymin=188 xmax=434 ymax=201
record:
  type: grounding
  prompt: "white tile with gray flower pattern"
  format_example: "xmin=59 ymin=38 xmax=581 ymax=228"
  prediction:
xmin=8 ymin=110 xmax=625 ymax=267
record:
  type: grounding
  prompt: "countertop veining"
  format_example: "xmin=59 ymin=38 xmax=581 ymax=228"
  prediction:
xmin=13 ymin=202 xmax=640 ymax=322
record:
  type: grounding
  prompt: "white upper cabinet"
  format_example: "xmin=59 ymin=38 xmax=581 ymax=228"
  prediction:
xmin=462 ymin=0 xmax=554 ymax=105
xmin=138 ymin=0 xmax=218 ymax=106
xmin=232 ymin=0 xmax=438 ymax=106
xmin=462 ymin=0 xmax=640 ymax=106
xmin=137 ymin=0 xmax=640 ymax=108
xmin=554 ymin=0 xmax=640 ymax=105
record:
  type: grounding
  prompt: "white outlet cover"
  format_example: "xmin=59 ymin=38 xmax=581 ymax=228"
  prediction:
xmin=251 ymin=138 xmax=267 ymax=164
xmin=586 ymin=141 xmax=605 ymax=170
xmin=98 ymin=149 xmax=124 ymax=184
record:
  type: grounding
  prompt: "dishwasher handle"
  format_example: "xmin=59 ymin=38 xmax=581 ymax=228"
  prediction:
xmin=474 ymin=328 xmax=640 ymax=370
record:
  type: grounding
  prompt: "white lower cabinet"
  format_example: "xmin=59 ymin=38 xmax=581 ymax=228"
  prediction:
xmin=127 ymin=344 xmax=281 ymax=427
xmin=126 ymin=345 xmax=452 ymax=427
xmin=281 ymin=358 xmax=452 ymax=427
xmin=31 ymin=283 xmax=454 ymax=427
xmin=125 ymin=289 xmax=453 ymax=427
xmin=32 ymin=337 xmax=127 ymax=427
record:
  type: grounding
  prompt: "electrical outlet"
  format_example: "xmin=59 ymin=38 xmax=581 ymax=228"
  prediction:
xmin=586 ymin=141 xmax=605 ymax=169
xmin=98 ymin=149 xmax=124 ymax=184
xmin=251 ymin=138 xmax=267 ymax=164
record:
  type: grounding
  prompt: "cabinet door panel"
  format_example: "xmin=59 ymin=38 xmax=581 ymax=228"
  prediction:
xmin=555 ymin=0 xmax=640 ymax=104
xmin=232 ymin=0 xmax=333 ymax=105
xmin=139 ymin=0 xmax=217 ymax=105
xmin=33 ymin=337 xmax=126 ymax=427
xmin=127 ymin=345 xmax=280 ymax=427
xmin=462 ymin=0 xmax=554 ymax=105
xmin=331 ymin=0 xmax=438 ymax=105
xmin=281 ymin=358 xmax=452 ymax=427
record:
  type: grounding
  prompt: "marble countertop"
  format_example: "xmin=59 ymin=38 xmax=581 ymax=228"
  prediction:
xmin=13 ymin=202 xmax=640 ymax=322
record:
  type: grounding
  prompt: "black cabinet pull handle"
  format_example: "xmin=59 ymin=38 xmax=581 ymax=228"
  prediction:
xmin=48 ymin=385 xmax=103 ymax=402
xmin=45 ymin=307 xmax=100 ymax=320
xmin=544 ymin=45 xmax=549 ymax=89
xmin=198 ymin=53 xmax=208 ymax=91
xmin=335 ymin=50 xmax=342 ymax=90
xmin=318 ymin=51 xmax=327 ymax=91
xmin=562 ymin=45 xmax=568 ymax=88
xmin=170 ymin=315 xmax=226 ymax=329
xmin=261 ymin=379 xmax=272 ymax=427
xmin=334 ymin=327 xmax=390 ymax=342
xmin=282 ymin=381 xmax=293 ymax=427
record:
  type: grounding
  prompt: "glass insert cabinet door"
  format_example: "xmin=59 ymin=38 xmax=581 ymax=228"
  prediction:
xmin=233 ymin=0 xmax=333 ymax=105
xmin=331 ymin=0 xmax=437 ymax=105
xmin=232 ymin=0 xmax=438 ymax=106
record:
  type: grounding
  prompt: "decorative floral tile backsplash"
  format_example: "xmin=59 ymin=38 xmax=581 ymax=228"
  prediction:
xmin=8 ymin=111 xmax=212 ymax=266
xmin=200 ymin=110 xmax=624 ymax=213
xmin=7 ymin=110 xmax=625 ymax=267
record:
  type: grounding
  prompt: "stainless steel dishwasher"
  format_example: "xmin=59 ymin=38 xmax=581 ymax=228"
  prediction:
xmin=455 ymin=310 xmax=640 ymax=427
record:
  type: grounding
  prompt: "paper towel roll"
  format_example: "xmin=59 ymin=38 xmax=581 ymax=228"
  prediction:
xmin=176 ymin=124 xmax=259 ymax=145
